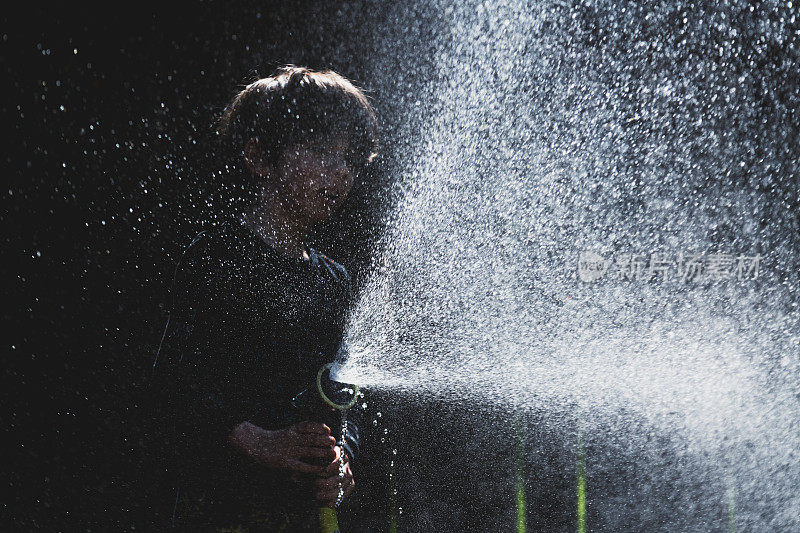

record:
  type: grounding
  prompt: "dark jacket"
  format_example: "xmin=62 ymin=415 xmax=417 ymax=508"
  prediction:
xmin=151 ymin=221 xmax=359 ymax=528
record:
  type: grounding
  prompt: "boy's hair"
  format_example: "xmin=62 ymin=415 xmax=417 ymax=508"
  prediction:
xmin=217 ymin=65 xmax=379 ymax=182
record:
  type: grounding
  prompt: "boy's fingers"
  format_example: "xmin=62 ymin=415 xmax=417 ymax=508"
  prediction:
xmin=317 ymin=480 xmax=353 ymax=501
xmin=315 ymin=476 xmax=339 ymax=490
xmin=322 ymin=458 xmax=340 ymax=476
xmin=316 ymin=478 xmax=355 ymax=506
xmin=317 ymin=489 xmax=339 ymax=501
xmin=294 ymin=446 xmax=337 ymax=460
xmin=297 ymin=434 xmax=336 ymax=447
xmin=295 ymin=421 xmax=331 ymax=435
xmin=285 ymin=459 xmax=326 ymax=475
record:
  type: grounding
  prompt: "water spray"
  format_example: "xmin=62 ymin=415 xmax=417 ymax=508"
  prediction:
xmin=290 ymin=362 xmax=360 ymax=533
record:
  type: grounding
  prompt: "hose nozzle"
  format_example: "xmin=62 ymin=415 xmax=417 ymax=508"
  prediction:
xmin=316 ymin=362 xmax=359 ymax=411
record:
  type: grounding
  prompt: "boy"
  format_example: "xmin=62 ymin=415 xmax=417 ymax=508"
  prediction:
xmin=152 ymin=65 xmax=379 ymax=530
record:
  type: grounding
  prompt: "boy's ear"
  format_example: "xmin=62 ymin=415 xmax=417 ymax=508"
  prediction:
xmin=243 ymin=137 xmax=272 ymax=178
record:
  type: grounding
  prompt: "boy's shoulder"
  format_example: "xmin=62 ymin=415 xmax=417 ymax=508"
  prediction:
xmin=180 ymin=222 xmax=248 ymax=260
xmin=177 ymin=226 xmax=225 ymax=263
xmin=174 ymin=224 xmax=237 ymax=277
xmin=174 ymin=229 xmax=210 ymax=269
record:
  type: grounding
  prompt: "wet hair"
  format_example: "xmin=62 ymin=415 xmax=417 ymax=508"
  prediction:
xmin=216 ymin=65 xmax=379 ymax=188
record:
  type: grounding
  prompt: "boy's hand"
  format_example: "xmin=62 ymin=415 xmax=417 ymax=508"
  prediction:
xmin=228 ymin=421 xmax=336 ymax=475
xmin=313 ymin=446 xmax=355 ymax=508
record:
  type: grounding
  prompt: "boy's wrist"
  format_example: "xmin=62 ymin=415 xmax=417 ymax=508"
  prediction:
xmin=228 ymin=421 xmax=261 ymax=456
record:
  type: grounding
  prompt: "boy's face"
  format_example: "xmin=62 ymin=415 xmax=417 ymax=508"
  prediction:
xmin=275 ymin=135 xmax=354 ymax=224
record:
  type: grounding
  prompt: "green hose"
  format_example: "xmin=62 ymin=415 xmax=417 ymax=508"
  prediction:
xmin=577 ymin=419 xmax=586 ymax=533
xmin=515 ymin=414 xmax=527 ymax=533
xmin=319 ymin=507 xmax=341 ymax=533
